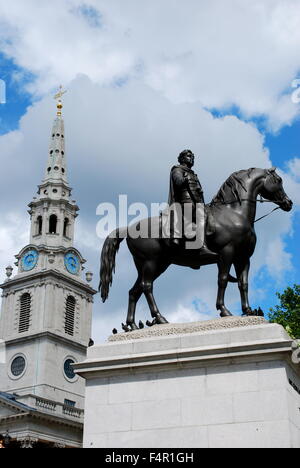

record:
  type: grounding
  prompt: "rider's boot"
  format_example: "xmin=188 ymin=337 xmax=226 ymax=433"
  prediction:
xmin=199 ymin=241 xmax=218 ymax=258
xmin=170 ymin=237 xmax=181 ymax=248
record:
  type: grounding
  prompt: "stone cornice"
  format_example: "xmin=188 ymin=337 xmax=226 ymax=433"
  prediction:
xmin=0 ymin=268 xmax=97 ymax=296
xmin=0 ymin=408 xmax=83 ymax=430
xmin=28 ymin=196 xmax=79 ymax=213
xmin=75 ymin=339 xmax=294 ymax=379
xmin=74 ymin=323 xmax=295 ymax=380
xmin=37 ymin=180 xmax=73 ymax=191
xmin=3 ymin=331 xmax=88 ymax=351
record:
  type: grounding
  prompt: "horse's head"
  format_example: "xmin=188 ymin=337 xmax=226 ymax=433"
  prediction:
xmin=261 ymin=168 xmax=293 ymax=212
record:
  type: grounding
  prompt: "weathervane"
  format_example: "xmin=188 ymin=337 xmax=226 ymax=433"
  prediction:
xmin=54 ymin=85 xmax=67 ymax=116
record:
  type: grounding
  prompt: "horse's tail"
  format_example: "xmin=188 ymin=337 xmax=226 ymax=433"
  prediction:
xmin=99 ymin=228 xmax=127 ymax=302
xmin=228 ymin=274 xmax=238 ymax=283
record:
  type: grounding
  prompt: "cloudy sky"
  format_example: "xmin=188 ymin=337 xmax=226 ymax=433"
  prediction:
xmin=0 ymin=0 xmax=299 ymax=343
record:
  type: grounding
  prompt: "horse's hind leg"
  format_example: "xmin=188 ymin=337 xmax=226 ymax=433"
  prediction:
xmin=141 ymin=260 xmax=169 ymax=325
xmin=126 ymin=277 xmax=143 ymax=330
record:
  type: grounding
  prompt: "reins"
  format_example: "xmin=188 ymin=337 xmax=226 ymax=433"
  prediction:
xmin=254 ymin=206 xmax=280 ymax=223
xmin=210 ymin=196 xmax=282 ymax=223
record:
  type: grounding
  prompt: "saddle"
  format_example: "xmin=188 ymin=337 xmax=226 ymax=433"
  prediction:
xmin=159 ymin=204 xmax=216 ymax=242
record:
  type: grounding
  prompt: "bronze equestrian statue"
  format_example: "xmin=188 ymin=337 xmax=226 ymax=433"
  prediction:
xmin=99 ymin=160 xmax=292 ymax=331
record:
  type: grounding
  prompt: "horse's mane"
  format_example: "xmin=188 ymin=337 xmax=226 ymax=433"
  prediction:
xmin=211 ymin=168 xmax=257 ymax=205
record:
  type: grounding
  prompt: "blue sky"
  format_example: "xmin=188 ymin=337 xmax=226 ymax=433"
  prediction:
xmin=0 ymin=53 xmax=33 ymax=135
xmin=0 ymin=0 xmax=300 ymax=341
xmin=261 ymin=122 xmax=300 ymax=310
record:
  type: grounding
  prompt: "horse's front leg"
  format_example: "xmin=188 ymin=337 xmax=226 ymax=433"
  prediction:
xmin=216 ymin=247 xmax=234 ymax=317
xmin=234 ymin=258 xmax=253 ymax=316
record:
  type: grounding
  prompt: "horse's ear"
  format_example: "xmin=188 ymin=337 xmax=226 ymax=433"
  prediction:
xmin=269 ymin=166 xmax=276 ymax=173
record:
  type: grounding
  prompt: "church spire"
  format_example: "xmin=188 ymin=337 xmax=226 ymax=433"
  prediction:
xmin=44 ymin=86 xmax=68 ymax=184
xmin=27 ymin=86 xmax=79 ymax=249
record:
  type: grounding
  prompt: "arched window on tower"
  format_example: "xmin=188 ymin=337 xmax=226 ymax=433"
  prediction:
xmin=19 ymin=293 xmax=31 ymax=333
xmin=49 ymin=214 xmax=58 ymax=234
xmin=63 ymin=217 xmax=69 ymax=238
xmin=65 ymin=296 xmax=76 ymax=336
xmin=37 ymin=216 xmax=43 ymax=235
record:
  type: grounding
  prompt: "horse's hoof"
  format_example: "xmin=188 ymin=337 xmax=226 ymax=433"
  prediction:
xmin=219 ymin=308 xmax=233 ymax=317
xmin=155 ymin=315 xmax=169 ymax=325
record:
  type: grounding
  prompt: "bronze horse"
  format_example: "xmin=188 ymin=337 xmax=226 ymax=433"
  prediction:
xmin=99 ymin=167 xmax=292 ymax=330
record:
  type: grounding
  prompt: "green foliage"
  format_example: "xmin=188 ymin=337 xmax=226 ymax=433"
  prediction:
xmin=269 ymin=284 xmax=300 ymax=339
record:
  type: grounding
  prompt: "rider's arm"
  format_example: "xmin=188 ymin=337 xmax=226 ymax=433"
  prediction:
xmin=172 ymin=168 xmax=188 ymax=188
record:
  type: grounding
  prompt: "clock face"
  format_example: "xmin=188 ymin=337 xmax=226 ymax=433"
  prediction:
xmin=21 ymin=249 xmax=39 ymax=271
xmin=64 ymin=359 xmax=76 ymax=380
xmin=64 ymin=252 xmax=80 ymax=275
xmin=11 ymin=356 xmax=26 ymax=377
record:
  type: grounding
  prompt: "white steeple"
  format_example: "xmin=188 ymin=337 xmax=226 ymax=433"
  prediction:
xmin=44 ymin=86 xmax=68 ymax=184
xmin=27 ymin=87 xmax=79 ymax=251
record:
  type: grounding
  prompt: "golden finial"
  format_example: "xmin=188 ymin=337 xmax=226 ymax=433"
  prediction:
xmin=54 ymin=85 xmax=67 ymax=116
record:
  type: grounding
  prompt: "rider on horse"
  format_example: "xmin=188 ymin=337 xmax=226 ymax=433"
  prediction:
xmin=168 ymin=149 xmax=215 ymax=256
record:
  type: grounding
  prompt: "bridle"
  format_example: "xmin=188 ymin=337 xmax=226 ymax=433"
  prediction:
xmin=210 ymin=196 xmax=282 ymax=223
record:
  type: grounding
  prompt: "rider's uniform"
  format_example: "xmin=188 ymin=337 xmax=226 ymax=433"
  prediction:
xmin=167 ymin=165 xmax=205 ymax=246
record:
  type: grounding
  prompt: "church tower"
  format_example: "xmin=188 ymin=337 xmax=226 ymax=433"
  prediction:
xmin=0 ymin=89 xmax=96 ymax=448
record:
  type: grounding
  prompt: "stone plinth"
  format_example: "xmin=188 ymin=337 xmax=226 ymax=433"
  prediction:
xmin=75 ymin=317 xmax=300 ymax=448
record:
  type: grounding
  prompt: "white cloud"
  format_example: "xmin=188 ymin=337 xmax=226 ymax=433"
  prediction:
xmin=287 ymin=158 xmax=300 ymax=180
xmin=264 ymin=237 xmax=293 ymax=279
xmin=167 ymin=304 xmax=212 ymax=325
xmin=0 ymin=76 xmax=297 ymax=342
xmin=0 ymin=211 xmax=28 ymax=276
xmin=0 ymin=0 xmax=300 ymax=128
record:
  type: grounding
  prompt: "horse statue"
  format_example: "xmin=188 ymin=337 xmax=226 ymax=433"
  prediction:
xmin=99 ymin=167 xmax=292 ymax=331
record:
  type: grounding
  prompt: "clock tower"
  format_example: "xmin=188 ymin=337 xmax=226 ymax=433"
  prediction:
xmin=0 ymin=89 xmax=97 ymax=448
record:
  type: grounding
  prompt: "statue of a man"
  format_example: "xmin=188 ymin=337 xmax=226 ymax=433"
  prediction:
xmin=167 ymin=149 xmax=212 ymax=254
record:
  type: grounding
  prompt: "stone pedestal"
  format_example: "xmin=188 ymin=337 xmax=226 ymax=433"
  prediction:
xmin=75 ymin=317 xmax=300 ymax=448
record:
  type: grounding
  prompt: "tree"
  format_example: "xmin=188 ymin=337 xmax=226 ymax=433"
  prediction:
xmin=269 ymin=284 xmax=300 ymax=339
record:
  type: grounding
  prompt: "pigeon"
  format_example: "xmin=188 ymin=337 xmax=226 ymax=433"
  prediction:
xmin=257 ymin=307 xmax=264 ymax=317
xmin=122 ymin=323 xmax=130 ymax=332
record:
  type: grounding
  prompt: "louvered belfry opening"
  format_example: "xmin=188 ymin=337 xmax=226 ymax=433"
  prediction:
xmin=65 ymin=296 xmax=76 ymax=336
xmin=37 ymin=215 xmax=43 ymax=235
xmin=19 ymin=293 xmax=31 ymax=333
xmin=49 ymin=214 xmax=57 ymax=234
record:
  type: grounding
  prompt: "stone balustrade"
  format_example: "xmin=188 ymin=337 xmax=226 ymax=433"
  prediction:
xmin=16 ymin=394 xmax=84 ymax=421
